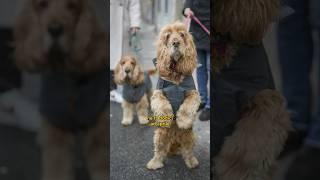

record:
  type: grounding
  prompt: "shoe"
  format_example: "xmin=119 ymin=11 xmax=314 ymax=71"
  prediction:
xmin=197 ymin=103 xmax=205 ymax=112
xmin=285 ymin=145 xmax=320 ymax=180
xmin=110 ymin=90 xmax=123 ymax=103
xmin=278 ymin=130 xmax=307 ymax=159
xmin=199 ymin=108 xmax=210 ymax=121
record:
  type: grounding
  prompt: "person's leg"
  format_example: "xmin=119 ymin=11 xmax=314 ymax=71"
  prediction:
xmin=205 ymin=51 xmax=210 ymax=108
xmin=305 ymin=0 xmax=320 ymax=150
xmin=196 ymin=50 xmax=208 ymax=109
xmin=278 ymin=0 xmax=313 ymax=155
xmin=198 ymin=50 xmax=210 ymax=121
xmin=280 ymin=0 xmax=320 ymax=179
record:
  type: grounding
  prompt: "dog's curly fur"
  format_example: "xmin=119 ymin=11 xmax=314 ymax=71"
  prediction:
xmin=213 ymin=0 xmax=291 ymax=180
xmin=156 ymin=22 xmax=197 ymax=84
xmin=213 ymin=0 xmax=280 ymax=73
xmin=147 ymin=22 xmax=201 ymax=170
xmin=114 ymin=56 xmax=153 ymax=126
xmin=214 ymin=0 xmax=280 ymax=44
xmin=14 ymin=0 xmax=106 ymax=74
xmin=13 ymin=0 xmax=106 ymax=180
xmin=214 ymin=90 xmax=291 ymax=180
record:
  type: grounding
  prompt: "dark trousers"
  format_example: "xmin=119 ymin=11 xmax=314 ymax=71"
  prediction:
xmin=278 ymin=0 xmax=320 ymax=147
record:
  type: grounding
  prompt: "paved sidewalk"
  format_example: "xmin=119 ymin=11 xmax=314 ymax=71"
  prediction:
xmin=110 ymin=102 xmax=210 ymax=180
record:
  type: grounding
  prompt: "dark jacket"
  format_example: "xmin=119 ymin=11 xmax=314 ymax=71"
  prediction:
xmin=183 ymin=0 xmax=210 ymax=51
xmin=212 ymin=44 xmax=275 ymax=157
xmin=123 ymin=72 xmax=152 ymax=103
xmin=39 ymin=70 xmax=107 ymax=132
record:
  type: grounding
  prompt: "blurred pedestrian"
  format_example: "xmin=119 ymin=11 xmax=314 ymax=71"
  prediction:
xmin=183 ymin=0 xmax=210 ymax=121
xmin=110 ymin=0 xmax=141 ymax=103
xmin=278 ymin=0 xmax=320 ymax=179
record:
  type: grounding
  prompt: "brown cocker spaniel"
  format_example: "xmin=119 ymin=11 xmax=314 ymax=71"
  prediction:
xmin=147 ymin=22 xmax=201 ymax=170
xmin=13 ymin=0 xmax=107 ymax=180
xmin=114 ymin=56 xmax=155 ymax=126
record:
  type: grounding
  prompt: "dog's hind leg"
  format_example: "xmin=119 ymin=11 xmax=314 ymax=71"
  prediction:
xmin=136 ymin=94 xmax=149 ymax=124
xmin=214 ymin=90 xmax=290 ymax=180
xmin=83 ymin=113 xmax=107 ymax=180
xmin=180 ymin=129 xmax=199 ymax=169
xmin=147 ymin=128 xmax=170 ymax=170
xmin=121 ymin=100 xmax=134 ymax=125
xmin=176 ymin=90 xmax=201 ymax=129
xmin=40 ymin=120 xmax=75 ymax=180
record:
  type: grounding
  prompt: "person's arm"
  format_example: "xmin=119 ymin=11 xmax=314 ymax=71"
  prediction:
xmin=129 ymin=0 xmax=141 ymax=33
xmin=183 ymin=0 xmax=194 ymax=17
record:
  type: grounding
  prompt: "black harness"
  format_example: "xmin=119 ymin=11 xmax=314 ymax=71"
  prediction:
xmin=39 ymin=70 xmax=107 ymax=132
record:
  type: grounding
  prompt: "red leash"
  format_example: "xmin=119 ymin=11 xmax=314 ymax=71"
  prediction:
xmin=187 ymin=15 xmax=210 ymax=36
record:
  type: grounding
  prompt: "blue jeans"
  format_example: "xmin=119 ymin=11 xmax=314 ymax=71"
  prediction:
xmin=278 ymin=0 xmax=320 ymax=148
xmin=196 ymin=50 xmax=210 ymax=108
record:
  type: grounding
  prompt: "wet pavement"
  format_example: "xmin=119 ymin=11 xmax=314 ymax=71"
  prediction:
xmin=110 ymin=102 xmax=210 ymax=180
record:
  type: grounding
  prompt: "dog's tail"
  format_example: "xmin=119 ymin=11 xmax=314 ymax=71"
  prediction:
xmin=147 ymin=68 xmax=157 ymax=76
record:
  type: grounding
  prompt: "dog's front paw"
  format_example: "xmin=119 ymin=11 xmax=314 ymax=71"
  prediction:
xmin=185 ymin=156 xmax=199 ymax=169
xmin=138 ymin=116 xmax=149 ymax=125
xmin=176 ymin=115 xmax=193 ymax=129
xmin=146 ymin=158 xmax=164 ymax=170
xmin=151 ymin=90 xmax=173 ymax=117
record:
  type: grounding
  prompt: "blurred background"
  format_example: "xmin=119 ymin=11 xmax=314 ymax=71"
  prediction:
xmin=109 ymin=0 xmax=210 ymax=179
xmin=264 ymin=2 xmax=320 ymax=179
xmin=0 ymin=0 xmax=107 ymax=180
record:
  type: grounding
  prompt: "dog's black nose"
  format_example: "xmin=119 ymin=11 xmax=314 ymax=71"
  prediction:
xmin=48 ymin=23 xmax=64 ymax=38
xmin=172 ymin=41 xmax=180 ymax=47
xmin=125 ymin=69 xmax=130 ymax=73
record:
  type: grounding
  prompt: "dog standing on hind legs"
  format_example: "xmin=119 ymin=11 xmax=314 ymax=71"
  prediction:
xmin=213 ymin=0 xmax=291 ymax=179
xmin=147 ymin=22 xmax=201 ymax=170
xmin=13 ymin=0 xmax=107 ymax=180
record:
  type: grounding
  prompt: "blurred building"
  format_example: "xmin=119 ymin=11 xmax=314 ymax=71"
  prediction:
xmin=140 ymin=0 xmax=185 ymax=31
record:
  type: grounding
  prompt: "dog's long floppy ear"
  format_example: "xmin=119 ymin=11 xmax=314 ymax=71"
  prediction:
xmin=182 ymin=30 xmax=197 ymax=74
xmin=70 ymin=0 xmax=106 ymax=73
xmin=13 ymin=0 xmax=44 ymax=72
xmin=156 ymin=29 xmax=171 ymax=77
xmin=131 ymin=58 xmax=144 ymax=86
xmin=156 ymin=29 xmax=171 ymax=60
xmin=114 ymin=60 xmax=124 ymax=85
xmin=214 ymin=0 xmax=280 ymax=44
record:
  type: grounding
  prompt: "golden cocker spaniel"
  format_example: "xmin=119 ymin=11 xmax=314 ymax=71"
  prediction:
xmin=114 ymin=56 xmax=155 ymax=126
xmin=147 ymin=22 xmax=201 ymax=170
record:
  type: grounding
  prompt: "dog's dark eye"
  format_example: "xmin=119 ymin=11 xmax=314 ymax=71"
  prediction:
xmin=38 ymin=0 xmax=48 ymax=10
xmin=131 ymin=61 xmax=136 ymax=65
xmin=179 ymin=32 xmax=185 ymax=38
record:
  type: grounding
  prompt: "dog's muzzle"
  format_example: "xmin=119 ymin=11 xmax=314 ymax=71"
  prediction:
xmin=170 ymin=47 xmax=182 ymax=62
xmin=170 ymin=39 xmax=182 ymax=61
xmin=48 ymin=23 xmax=64 ymax=39
xmin=46 ymin=23 xmax=68 ymax=66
